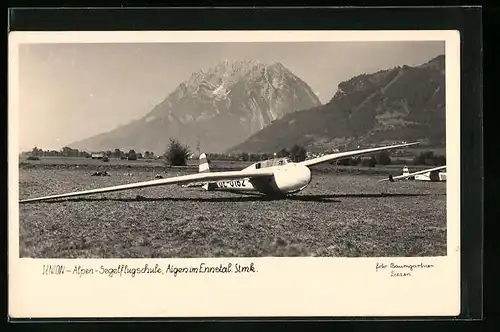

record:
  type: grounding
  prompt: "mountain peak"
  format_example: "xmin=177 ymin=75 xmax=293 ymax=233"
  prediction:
xmin=419 ymin=54 xmax=445 ymax=70
xmin=69 ymin=59 xmax=322 ymax=153
xmin=211 ymin=59 xmax=265 ymax=73
xmin=269 ymin=61 xmax=286 ymax=68
xmin=230 ymin=55 xmax=446 ymax=153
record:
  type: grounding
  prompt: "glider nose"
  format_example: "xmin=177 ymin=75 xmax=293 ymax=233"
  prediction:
xmin=292 ymin=164 xmax=312 ymax=192
xmin=299 ymin=164 xmax=311 ymax=185
xmin=273 ymin=164 xmax=311 ymax=194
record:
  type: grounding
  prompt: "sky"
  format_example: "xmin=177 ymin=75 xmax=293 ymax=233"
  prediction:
xmin=16 ymin=41 xmax=444 ymax=152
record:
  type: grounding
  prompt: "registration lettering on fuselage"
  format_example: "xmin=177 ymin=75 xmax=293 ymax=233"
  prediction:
xmin=216 ymin=179 xmax=247 ymax=188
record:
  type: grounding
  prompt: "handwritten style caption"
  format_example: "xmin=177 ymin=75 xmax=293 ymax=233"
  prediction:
xmin=375 ymin=262 xmax=435 ymax=277
xmin=42 ymin=262 xmax=257 ymax=278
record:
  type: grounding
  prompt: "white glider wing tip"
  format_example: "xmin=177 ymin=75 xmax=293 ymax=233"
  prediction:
xmin=300 ymin=142 xmax=420 ymax=167
xmin=19 ymin=168 xmax=274 ymax=203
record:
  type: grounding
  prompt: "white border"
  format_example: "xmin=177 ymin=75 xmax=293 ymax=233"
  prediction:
xmin=8 ymin=30 xmax=461 ymax=318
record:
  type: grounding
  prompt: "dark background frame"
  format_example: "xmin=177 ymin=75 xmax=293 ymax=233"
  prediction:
xmin=6 ymin=5 xmax=483 ymax=325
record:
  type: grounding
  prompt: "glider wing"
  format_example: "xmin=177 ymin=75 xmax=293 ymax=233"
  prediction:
xmin=299 ymin=142 xmax=420 ymax=168
xmin=19 ymin=169 xmax=274 ymax=203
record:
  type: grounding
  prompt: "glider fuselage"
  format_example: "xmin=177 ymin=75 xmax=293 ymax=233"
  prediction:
xmin=209 ymin=159 xmax=312 ymax=196
xmin=414 ymin=171 xmax=447 ymax=182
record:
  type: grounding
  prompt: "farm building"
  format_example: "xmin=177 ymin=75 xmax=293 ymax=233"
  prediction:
xmin=91 ymin=152 xmax=105 ymax=159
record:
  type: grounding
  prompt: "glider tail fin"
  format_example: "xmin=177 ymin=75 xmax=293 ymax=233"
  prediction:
xmin=199 ymin=153 xmax=210 ymax=173
xmin=199 ymin=153 xmax=216 ymax=191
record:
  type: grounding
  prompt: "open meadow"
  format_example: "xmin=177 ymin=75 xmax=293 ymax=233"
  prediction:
xmin=17 ymin=159 xmax=447 ymax=258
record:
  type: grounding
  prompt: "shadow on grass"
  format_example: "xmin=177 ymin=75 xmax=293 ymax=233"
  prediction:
xmin=287 ymin=192 xmax=442 ymax=201
xmin=20 ymin=192 xmax=442 ymax=204
xmin=313 ymin=193 xmax=443 ymax=198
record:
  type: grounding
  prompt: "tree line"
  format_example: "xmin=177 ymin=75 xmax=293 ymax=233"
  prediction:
xmin=26 ymin=141 xmax=446 ymax=168
xmin=234 ymin=144 xmax=308 ymax=163
xmin=27 ymin=146 xmax=159 ymax=160
xmin=163 ymin=140 xmax=444 ymax=168
xmin=334 ymin=151 xmax=446 ymax=167
xmin=161 ymin=140 xmax=309 ymax=166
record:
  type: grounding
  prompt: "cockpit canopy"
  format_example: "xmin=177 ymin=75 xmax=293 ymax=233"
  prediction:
xmin=254 ymin=157 xmax=292 ymax=169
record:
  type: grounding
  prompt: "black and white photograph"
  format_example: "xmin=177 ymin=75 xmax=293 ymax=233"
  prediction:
xmin=17 ymin=39 xmax=449 ymax=258
xmin=9 ymin=30 xmax=461 ymax=318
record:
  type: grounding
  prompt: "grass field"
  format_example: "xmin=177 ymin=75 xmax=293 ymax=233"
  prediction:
xmin=17 ymin=159 xmax=447 ymax=258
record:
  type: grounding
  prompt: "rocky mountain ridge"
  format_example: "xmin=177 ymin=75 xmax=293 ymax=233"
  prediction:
xmin=230 ymin=54 xmax=446 ymax=153
xmin=70 ymin=59 xmax=322 ymax=154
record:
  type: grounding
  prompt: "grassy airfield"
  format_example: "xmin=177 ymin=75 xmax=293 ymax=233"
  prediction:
xmin=18 ymin=158 xmax=447 ymax=258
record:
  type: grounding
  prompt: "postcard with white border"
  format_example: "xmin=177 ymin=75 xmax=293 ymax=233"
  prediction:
xmin=9 ymin=30 xmax=460 ymax=318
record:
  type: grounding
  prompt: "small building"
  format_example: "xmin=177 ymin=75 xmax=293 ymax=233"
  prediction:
xmin=91 ymin=152 xmax=104 ymax=159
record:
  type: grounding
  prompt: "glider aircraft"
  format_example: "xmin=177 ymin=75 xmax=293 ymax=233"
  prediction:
xmin=19 ymin=142 xmax=419 ymax=203
xmin=379 ymin=165 xmax=447 ymax=182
